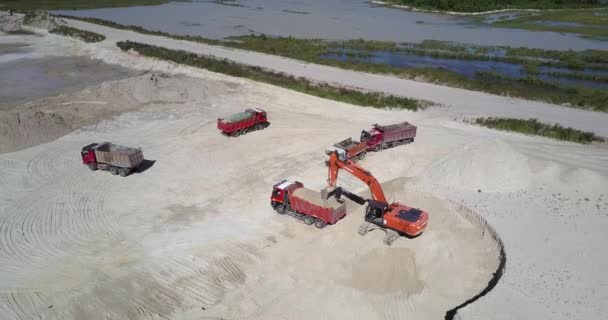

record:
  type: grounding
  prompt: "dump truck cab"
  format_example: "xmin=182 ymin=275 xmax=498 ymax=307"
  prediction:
xmin=271 ymin=179 xmax=303 ymax=209
xmin=360 ymin=128 xmax=382 ymax=150
xmin=81 ymin=143 xmax=99 ymax=165
xmin=248 ymin=108 xmax=267 ymax=123
xmin=361 ymin=122 xmax=417 ymax=152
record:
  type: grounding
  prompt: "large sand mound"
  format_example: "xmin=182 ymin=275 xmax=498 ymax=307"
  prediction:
xmin=207 ymin=187 xmax=502 ymax=320
xmin=348 ymin=247 xmax=424 ymax=295
xmin=0 ymin=74 xmax=231 ymax=153
xmin=422 ymin=138 xmax=531 ymax=192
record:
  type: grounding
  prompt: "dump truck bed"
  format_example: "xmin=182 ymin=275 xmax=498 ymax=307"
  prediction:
xmin=334 ymin=138 xmax=367 ymax=159
xmin=94 ymin=142 xmax=144 ymax=168
xmin=374 ymin=122 xmax=417 ymax=143
xmin=217 ymin=111 xmax=256 ymax=133
xmin=374 ymin=122 xmax=416 ymax=133
xmin=334 ymin=138 xmax=361 ymax=150
xmin=224 ymin=111 xmax=254 ymax=123
xmin=290 ymin=187 xmax=346 ymax=224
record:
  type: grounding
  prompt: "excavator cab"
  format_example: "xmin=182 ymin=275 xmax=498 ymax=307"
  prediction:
xmin=365 ymin=200 xmax=387 ymax=223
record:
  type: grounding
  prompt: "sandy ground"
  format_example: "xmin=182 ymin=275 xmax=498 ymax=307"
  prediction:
xmin=0 ymin=53 xmax=135 ymax=107
xmin=0 ymin=19 xmax=607 ymax=320
xmin=0 ymin=72 xmax=502 ymax=320
xmin=0 ymin=29 xmax=137 ymax=153
xmin=63 ymin=17 xmax=608 ymax=137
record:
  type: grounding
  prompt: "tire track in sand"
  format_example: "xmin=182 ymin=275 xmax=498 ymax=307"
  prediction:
xmin=25 ymin=148 xmax=74 ymax=186
xmin=0 ymin=167 xmax=121 ymax=287
xmin=0 ymin=291 xmax=56 ymax=320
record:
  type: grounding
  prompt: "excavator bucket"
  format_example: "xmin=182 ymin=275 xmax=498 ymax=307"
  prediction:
xmin=320 ymin=187 xmax=335 ymax=200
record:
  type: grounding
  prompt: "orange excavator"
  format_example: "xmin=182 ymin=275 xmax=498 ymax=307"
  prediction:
xmin=321 ymin=148 xmax=428 ymax=245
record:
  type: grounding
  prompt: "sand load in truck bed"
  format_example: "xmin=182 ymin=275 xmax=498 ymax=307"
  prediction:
xmin=224 ymin=111 xmax=253 ymax=123
xmin=335 ymin=138 xmax=361 ymax=150
xmin=292 ymin=187 xmax=342 ymax=209
xmin=94 ymin=142 xmax=144 ymax=168
xmin=374 ymin=122 xmax=416 ymax=132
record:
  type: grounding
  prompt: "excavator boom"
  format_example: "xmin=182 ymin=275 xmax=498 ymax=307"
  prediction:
xmin=325 ymin=148 xmax=387 ymax=203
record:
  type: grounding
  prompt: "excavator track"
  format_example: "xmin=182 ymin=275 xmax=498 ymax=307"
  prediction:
xmin=358 ymin=221 xmax=374 ymax=236
xmin=383 ymin=229 xmax=400 ymax=246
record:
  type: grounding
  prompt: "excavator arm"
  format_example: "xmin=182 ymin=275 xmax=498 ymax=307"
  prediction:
xmin=323 ymin=148 xmax=387 ymax=203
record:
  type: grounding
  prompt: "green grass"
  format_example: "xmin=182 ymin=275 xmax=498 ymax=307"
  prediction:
xmin=59 ymin=16 xmax=608 ymax=111
xmin=53 ymin=15 xmax=226 ymax=47
xmin=522 ymin=63 xmax=541 ymax=75
xmin=546 ymin=71 xmax=608 ymax=83
xmin=116 ymin=41 xmax=426 ymax=111
xmin=49 ymin=25 xmax=105 ymax=42
xmin=505 ymin=46 xmax=608 ymax=66
xmin=492 ymin=8 xmax=608 ymax=38
xmin=4 ymin=29 xmax=37 ymax=35
xmin=474 ymin=117 xmax=604 ymax=144
xmin=382 ymin=0 xmax=605 ymax=12
xmin=212 ymin=0 xmax=244 ymax=8
xmin=0 ymin=0 xmax=168 ymax=11
xmin=474 ymin=72 xmax=608 ymax=111
xmin=222 ymin=34 xmax=608 ymax=71
xmin=416 ymin=40 xmax=467 ymax=52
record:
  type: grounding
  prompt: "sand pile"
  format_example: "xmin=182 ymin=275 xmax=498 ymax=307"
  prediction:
xmin=561 ymin=167 xmax=608 ymax=192
xmin=0 ymin=74 xmax=226 ymax=153
xmin=292 ymin=187 xmax=342 ymax=209
xmin=422 ymin=138 xmax=532 ymax=193
xmin=348 ymin=247 xmax=423 ymax=295
xmin=0 ymin=109 xmax=69 ymax=152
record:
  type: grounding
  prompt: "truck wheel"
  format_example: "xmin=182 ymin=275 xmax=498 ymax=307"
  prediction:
xmin=314 ymin=219 xmax=327 ymax=229
xmin=232 ymin=130 xmax=241 ymax=137
xmin=119 ymin=168 xmax=128 ymax=177
xmin=110 ymin=167 xmax=118 ymax=175
xmin=87 ymin=163 xmax=97 ymax=171
xmin=303 ymin=215 xmax=314 ymax=225
xmin=374 ymin=145 xmax=381 ymax=152
xmin=275 ymin=205 xmax=287 ymax=214
xmin=410 ymin=138 xmax=415 ymax=143
xmin=359 ymin=152 xmax=366 ymax=160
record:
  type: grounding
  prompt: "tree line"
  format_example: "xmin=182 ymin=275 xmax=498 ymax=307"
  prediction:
xmin=388 ymin=0 xmax=604 ymax=12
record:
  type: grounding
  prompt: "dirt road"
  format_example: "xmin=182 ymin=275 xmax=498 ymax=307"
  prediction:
xmin=65 ymin=18 xmax=608 ymax=137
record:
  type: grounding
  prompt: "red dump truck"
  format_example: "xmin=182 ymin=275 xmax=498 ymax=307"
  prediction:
xmin=81 ymin=142 xmax=144 ymax=177
xmin=333 ymin=137 xmax=367 ymax=162
xmin=271 ymin=180 xmax=346 ymax=229
xmin=217 ymin=108 xmax=269 ymax=137
xmin=361 ymin=122 xmax=417 ymax=152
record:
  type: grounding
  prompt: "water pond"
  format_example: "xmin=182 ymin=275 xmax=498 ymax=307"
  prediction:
xmin=55 ymin=0 xmax=608 ymax=50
